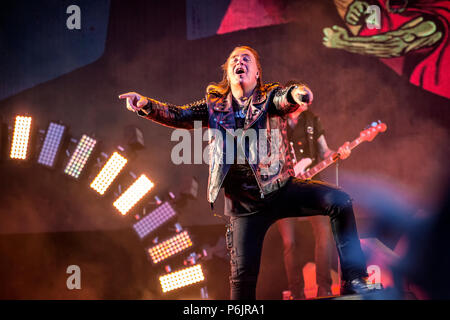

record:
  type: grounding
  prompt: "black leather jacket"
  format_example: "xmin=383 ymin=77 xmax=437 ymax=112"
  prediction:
xmin=137 ymin=82 xmax=307 ymax=204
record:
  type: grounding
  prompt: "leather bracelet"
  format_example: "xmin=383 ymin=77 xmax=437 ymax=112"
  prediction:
xmin=137 ymin=98 xmax=152 ymax=116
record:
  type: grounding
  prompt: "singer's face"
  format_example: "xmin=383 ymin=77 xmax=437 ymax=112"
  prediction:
xmin=227 ymin=48 xmax=259 ymax=89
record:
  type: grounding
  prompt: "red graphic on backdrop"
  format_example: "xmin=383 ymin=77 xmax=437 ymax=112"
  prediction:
xmin=217 ymin=0 xmax=289 ymax=35
xmin=362 ymin=1 xmax=449 ymax=99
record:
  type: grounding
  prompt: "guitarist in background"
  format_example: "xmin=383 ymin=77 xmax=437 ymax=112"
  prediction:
xmin=277 ymin=84 xmax=351 ymax=299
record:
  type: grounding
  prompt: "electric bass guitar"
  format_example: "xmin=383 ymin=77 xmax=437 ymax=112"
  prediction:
xmin=293 ymin=121 xmax=387 ymax=180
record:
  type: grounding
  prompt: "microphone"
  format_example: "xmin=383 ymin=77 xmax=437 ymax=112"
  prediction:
xmin=300 ymin=94 xmax=310 ymax=104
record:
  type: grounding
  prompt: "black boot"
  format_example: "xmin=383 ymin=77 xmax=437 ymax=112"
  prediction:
xmin=340 ymin=277 xmax=374 ymax=295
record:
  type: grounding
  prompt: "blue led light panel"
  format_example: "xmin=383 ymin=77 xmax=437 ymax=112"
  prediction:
xmin=133 ymin=202 xmax=177 ymax=239
xmin=37 ymin=122 xmax=66 ymax=167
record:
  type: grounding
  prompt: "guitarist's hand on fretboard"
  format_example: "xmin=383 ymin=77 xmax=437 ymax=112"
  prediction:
xmin=337 ymin=141 xmax=351 ymax=160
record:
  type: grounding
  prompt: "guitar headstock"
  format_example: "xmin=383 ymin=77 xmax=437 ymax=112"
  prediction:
xmin=360 ymin=121 xmax=387 ymax=142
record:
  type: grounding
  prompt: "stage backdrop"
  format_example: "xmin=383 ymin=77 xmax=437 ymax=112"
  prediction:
xmin=0 ymin=0 xmax=448 ymax=299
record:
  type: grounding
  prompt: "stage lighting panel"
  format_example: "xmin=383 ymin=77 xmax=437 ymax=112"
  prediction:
xmin=90 ymin=151 xmax=128 ymax=195
xmin=113 ymin=174 xmax=154 ymax=215
xmin=10 ymin=115 xmax=32 ymax=160
xmin=133 ymin=201 xmax=177 ymax=239
xmin=64 ymin=134 xmax=97 ymax=178
xmin=159 ymin=264 xmax=205 ymax=293
xmin=148 ymin=230 xmax=193 ymax=264
xmin=37 ymin=122 xmax=66 ymax=167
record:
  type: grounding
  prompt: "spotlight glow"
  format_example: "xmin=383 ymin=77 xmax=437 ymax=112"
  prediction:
xmin=10 ymin=116 xmax=32 ymax=160
xmin=113 ymin=174 xmax=154 ymax=215
xmin=148 ymin=231 xmax=193 ymax=264
xmin=64 ymin=135 xmax=97 ymax=178
xmin=90 ymin=152 xmax=128 ymax=195
xmin=159 ymin=264 xmax=205 ymax=293
xmin=37 ymin=122 xmax=66 ymax=167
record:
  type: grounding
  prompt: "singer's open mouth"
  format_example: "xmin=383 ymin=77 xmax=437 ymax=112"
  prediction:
xmin=235 ymin=66 xmax=246 ymax=75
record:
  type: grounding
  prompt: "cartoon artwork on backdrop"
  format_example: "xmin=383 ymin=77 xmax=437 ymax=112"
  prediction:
xmin=324 ymin=0 xmax=450 ymax=99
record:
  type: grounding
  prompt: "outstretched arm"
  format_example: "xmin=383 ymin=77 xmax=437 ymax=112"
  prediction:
xmin=119 ymin=92 xmax=208 ymax=130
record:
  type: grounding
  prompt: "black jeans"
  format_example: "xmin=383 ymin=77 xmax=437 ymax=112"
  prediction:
xmin=225 ymin=177 xmax=368 ymax=300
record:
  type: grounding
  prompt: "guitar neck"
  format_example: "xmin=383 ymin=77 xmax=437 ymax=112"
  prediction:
xmin=298 ymin=136 xmax=365 ymax=180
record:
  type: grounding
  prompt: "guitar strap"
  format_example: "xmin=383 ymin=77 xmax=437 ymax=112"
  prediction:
xmin=304 ymin=112 xmax=317 ymax=164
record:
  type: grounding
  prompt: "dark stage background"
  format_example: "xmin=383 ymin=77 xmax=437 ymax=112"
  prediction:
xmin=0 ymin=0 xmax=449 ymax=299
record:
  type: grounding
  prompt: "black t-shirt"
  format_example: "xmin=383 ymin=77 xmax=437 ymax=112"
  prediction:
xmin=287 ymin=110 xmax=324 ymax=166
xmin=222 ymin=97 xmax=277 ymax=216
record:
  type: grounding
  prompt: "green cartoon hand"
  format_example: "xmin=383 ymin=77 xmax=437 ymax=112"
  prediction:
xmin=345 ymin=1 xmax=370 ymax=26
xmin=323 ymin=25 xmax=349 ymax=49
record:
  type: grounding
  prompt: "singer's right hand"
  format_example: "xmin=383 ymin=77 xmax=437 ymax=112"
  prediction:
xmin=119 ymin=92 xmax=148 ymax=112
xmin=292 ymin=85 xmax=313 ymax=107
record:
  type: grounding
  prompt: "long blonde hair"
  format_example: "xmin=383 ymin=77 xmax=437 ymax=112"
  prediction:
xmin=207 ymin=46 xmax=263 ymax=95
